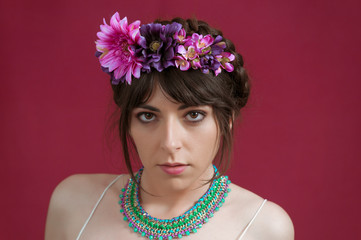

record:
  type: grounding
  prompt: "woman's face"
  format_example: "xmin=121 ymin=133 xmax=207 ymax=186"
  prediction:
xmin=130 ymin=83 xmax=220 ymax=191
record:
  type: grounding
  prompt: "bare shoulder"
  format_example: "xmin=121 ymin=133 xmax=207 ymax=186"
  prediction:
xmin=226 ymin=184 xmax=294 ymax=240
xmin=256 ymin=200 xmax=295 ymax=240
xmin=45 ymin=173 xmax=128 ymax=240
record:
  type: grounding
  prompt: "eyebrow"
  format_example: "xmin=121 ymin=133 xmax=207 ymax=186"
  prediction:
xmin=137 ymin=104 xmax=191 ymax=112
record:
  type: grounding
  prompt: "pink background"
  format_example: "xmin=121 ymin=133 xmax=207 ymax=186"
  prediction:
xmin=1 ymin=0 xmax=360 ymax=239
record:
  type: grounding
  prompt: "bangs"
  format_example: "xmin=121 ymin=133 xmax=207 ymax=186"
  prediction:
xmin=125 ymin=67 xmax=227 ymax=108
xmin=157 ymin=68 xmax=226 ymax=107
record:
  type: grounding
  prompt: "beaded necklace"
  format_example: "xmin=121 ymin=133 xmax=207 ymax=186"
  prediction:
xmin=119 ymin=166 xmax=231 ymax=240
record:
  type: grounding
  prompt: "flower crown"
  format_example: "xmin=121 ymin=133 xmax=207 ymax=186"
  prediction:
xmin=95 ymin=12 xmax=235 ymax=85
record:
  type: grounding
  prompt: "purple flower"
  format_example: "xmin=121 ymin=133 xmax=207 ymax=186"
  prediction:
xmin=137 ymin=22 xmax=183 ymax=72
xmin=199 ymin=54 xmax=221 ymax=74
xmin=210 ymin=35 xmax=226 ymax=56
xmin=95 ymin=13 xmax=142 ymax=84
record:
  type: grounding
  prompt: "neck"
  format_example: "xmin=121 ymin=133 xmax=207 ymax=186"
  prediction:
xmin=139 ymin=165 xmax=215 ymax=219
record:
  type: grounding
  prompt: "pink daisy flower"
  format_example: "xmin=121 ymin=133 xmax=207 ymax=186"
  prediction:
xmin=95 ymin=13 xmax=142 ymax=84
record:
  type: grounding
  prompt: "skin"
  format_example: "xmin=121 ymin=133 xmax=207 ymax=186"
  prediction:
xmin=130 ymin=84 xmax=220 ymax=218
xmin=45 ymin=84 xmax=294 ymax=240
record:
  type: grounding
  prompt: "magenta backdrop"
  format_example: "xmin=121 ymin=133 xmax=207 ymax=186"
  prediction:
xmin=1 ymin=0 xmax=360 ymax=239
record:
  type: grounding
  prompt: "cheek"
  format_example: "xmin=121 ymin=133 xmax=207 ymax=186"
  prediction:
xmin=131 ymin=129 xmax=151 ymax=156
xmin=188 ymin=121 xmax=219 ymax=158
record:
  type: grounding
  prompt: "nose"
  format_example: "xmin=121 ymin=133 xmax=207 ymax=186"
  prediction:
xmin=160 ymin=116 xmax=183 ymax=154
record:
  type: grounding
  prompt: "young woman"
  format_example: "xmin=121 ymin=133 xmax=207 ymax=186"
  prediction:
xmin=45 ymin=12 xmax=294 ymax=240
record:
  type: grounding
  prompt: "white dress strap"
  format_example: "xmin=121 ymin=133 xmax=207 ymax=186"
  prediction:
xmin=76 ymin=175 xmax=122 ymax=240
xmin=238 ymin=199 xmax=268 ymax=240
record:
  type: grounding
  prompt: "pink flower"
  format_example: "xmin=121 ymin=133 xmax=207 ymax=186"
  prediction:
xmin=95 ymin=13 xmax=142 ymax=84
xmin=215 ymin=52 xmax=235 ymax=75
xmin=175 ymin=56 xmax=190 ymax=71
xmin=184 ymin=33 xmax=214 ymax=56
xmin=174 ymin=28 xmax=187 ymax=43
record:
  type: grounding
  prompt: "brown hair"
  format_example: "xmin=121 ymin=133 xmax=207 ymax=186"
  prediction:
xmin=111 ymin=17 xmax=250 ymax=180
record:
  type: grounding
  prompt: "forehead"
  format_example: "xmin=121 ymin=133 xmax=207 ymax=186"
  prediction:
xmin=144 ymin=83 xmax=178 ymax=105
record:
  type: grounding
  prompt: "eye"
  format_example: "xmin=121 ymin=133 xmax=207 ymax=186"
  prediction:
xmin=137 ymin=112 xmax=156 ymax=123
xmin=185 ymin=111 xmax=206 ymax=122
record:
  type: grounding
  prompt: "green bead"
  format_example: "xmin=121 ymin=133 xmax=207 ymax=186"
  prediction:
xmin=123 ymin=216 xmax=128 ymax=221
xmin=226 ymin=180 xmax=231 ymax=184
xmin=215 ymin=207 xmax=220 ymax=211
xmin=178 ymin=234 xmax=182 ymax=238
xmin=149 ymin=236 xmax=154 ymax=239
xmin=204 ymin=218 xmax=209 ymax=222
xmin=120 ymin=209 xmax=124 ymax=213
xmin=133 ymin=228 xmax=138 ymax=232
xmin=158 ymin=237 xmax=163 ymax=240
xmin=168 ymin=236 xmax=173 ymax=240
xmin=186 ymin=231 xmax=190 ymax=236
xmin=141 ymin=232 xmax=146 ymax=237
xmin=121 ymin=188 xmax=126 ymax=192
xmin=192 ymin=228 xmax=197 ymax=233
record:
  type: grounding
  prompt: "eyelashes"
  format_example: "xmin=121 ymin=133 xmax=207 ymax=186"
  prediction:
xmin=184 ymin=111 xmax=206 ymax=122
xmin=136 ymin=110 xmax=207 ymax=124
xmin=137 ymin=112 xmax=156 ymax=123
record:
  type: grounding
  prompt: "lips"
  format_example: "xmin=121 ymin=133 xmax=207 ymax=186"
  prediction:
xmin=159 ymin=163 xmax=188 ymax=175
